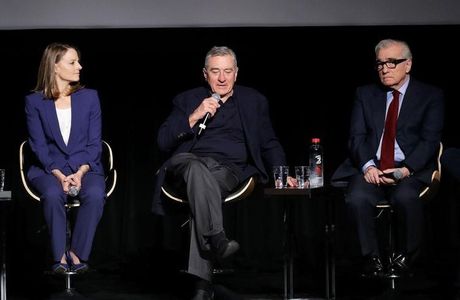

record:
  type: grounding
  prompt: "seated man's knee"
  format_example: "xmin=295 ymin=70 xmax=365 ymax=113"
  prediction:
xmin=170 ymin=152 xmax=198 ymax=165
xmin=346 ymin=190 xmax=373 ymax=210
xmin=392 ymin=184 xmax=420 ymax=208
xmin=187 ymin=159 xmax=205 ymax=171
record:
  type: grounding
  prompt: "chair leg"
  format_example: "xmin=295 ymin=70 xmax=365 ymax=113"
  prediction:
xmin=61 ymin=275 xmax=86 ymax=298
xmin=63 ymin=205 xmax=80 ymax=296
xmin=384 ymin=207 xmax=399 ymax=290
xmin=65 ymin=273 xmax=73 ymax=293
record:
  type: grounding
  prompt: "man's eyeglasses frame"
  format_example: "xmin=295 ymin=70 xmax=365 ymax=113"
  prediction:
xmin=375 ymin=58 xmax=408 ymax=71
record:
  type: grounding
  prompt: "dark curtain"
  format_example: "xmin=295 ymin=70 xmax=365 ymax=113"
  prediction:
xmin=0 ymin=26 xmax=459 ymax=293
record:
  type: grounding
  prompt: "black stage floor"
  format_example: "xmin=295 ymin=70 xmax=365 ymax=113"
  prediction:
xmin=4 ymin=258 xmax=460 ymax=300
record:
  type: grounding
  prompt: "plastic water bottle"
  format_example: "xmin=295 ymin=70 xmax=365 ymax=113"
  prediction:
xmin=309 ymin=138 xmax=324 ymax=188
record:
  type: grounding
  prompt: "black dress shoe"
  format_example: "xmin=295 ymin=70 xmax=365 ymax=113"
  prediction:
xmin=71 ymin=262 xmax=89 ymax=274
xmin=51 ymin=262 xmax=69 ymax=274
xmin=362 ymin=255 xmax=384 ymax=277
xmin=210 ymin=232 xmax=240 ymax=259
xmin=191 ymin=288 xmax=214 ymax=300
xmin=216 ymin=239 xmax=240 ymax=259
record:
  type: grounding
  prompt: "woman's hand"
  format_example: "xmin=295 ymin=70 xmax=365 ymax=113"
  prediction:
xmin=52 ymin=169 xmax=70 ymax=193
xmin=66 ymin=172 xmax=82 ymax=190
xmin=66 ymin=164 xmax=90 ymax=190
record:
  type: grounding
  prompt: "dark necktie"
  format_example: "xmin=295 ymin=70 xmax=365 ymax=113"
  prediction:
xmin=380 ymin=90 xmax=400 ymax=170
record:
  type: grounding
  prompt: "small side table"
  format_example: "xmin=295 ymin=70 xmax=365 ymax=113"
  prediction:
xmin=264 ymin=187 xmax=335 ymax=300
xmin=0 ymin=191 xmax=12 ymax=300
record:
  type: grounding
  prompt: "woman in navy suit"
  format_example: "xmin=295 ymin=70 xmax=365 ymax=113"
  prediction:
xmin=25 ymin=43 xmax=105 ymax=274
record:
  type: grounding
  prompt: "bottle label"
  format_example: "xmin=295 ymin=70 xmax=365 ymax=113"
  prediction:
xmin=314 ymin=165 xmax=322 ymax=175
xmin=314 ymin=154 xmax=322 ymax=166
xmin=310 ymin=155 xmax=323 ymax=188
xmin=309 ymin=141 xmax=323 ymax=188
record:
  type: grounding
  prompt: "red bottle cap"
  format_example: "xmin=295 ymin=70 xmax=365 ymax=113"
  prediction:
xmin=312 ymin=138 xmax=320 ymax=143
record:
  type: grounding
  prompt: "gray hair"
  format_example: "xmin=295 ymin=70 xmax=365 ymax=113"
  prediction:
xmin=375 ymin=39 xmax=412 ymax=59
xmin=204 ymin=46 xmax=238 ymax=69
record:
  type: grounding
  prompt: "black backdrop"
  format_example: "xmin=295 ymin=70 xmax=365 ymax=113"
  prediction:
xmin=1 ymin=25 xmax=460 ymax=293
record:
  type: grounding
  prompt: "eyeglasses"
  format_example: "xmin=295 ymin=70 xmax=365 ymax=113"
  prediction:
xmin=375 ymin=58 xmax=407 ymax=71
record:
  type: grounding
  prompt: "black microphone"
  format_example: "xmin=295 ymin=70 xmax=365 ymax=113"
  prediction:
xmin=197 ymin=93 xmax=221 ymax=136
xmin=379 ymin=168 xmax=404 ymax=181
xmin=393 ymin=168 xmax=404 ymax=181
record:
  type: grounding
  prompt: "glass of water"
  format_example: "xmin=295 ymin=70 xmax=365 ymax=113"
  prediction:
xmin=295 ymin=166 xmax=309 ymax=189
xmin=0 ymin=169 xmax=5 ymax=192
xmin=273 ymin=166 xmax=289 ymax=189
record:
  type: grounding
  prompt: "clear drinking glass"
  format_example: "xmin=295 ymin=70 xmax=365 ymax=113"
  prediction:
xmin=273 ymin=166 xmax=289 ymax=189
xmin=295 ymin=166 xmax=309 ymax=189
xmin=0 ymin=169 xmax=5 ymax=192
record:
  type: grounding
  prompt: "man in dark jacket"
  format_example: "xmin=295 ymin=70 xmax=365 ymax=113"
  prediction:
xmin=332 ymin=39 xmax=444 ymax=277
xmin=153 ymin=46 xmax=295 ymax=299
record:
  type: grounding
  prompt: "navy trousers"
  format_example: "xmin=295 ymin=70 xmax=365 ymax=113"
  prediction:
xmin=31 ymin=169 xmax=105 ymax=262
xmin=346 ymin=174 xmax=424 ymax=257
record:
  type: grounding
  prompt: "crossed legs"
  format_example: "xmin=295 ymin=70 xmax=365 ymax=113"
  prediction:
xmin=166 ymin=153 xmax=240 ymax=281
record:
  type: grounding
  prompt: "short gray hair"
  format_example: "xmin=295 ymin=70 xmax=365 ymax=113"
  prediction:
xmin=204 ymin=46 xmax=238 ymax=69
xmin=375 ymin=39 xmax=412 ymax=59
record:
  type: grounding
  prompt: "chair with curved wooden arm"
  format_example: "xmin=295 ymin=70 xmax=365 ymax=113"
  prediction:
xmin=331 ymin=142 xmax=443 ymax=290
xmin=161 ymin=176 xmax=255 ymax=204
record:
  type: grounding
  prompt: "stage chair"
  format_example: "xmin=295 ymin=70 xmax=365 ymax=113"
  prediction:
xmin=331 ymin=142 xmax=443 ymax=289
xmin=161 ymin=176 xmax=255 ymax=276
xmin=161 ymin=176 xmax=255 ymax=205
xmin=19 ymin=139 xmax=117 ymax=296
xmin=375 ymin=142 xmax=443 ymax=289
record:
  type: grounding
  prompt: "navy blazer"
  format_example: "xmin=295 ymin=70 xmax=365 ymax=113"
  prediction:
xmin=332 ymin=78 xmax=444 ymax=185
xmin=153 ymin=85 xmax=287 ymax=214
xmin=25 ymin=88 xmax=104 ymax=181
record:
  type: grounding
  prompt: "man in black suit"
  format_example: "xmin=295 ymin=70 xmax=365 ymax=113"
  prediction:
xmin=153 ymin=46 xmax=295 ymax=299
xmin=332 ymin=39 xmax=444 ymax=277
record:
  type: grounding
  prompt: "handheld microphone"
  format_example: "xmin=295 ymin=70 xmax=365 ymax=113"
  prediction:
xmin=379 ymin=169 xmax=404 ymax=181
xmin=68 ymin=185 xmax=80 ymax=197
xmin=393 ymin=169 xmax=403 ymax=181
xmin=197 ymin=93 xmax=221 ymax=136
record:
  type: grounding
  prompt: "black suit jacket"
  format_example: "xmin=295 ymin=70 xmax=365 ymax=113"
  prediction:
xmin=332 ymin=78 xmax=444 ymax=184
xmin=152 ymin=85 xmax=287 ymax=214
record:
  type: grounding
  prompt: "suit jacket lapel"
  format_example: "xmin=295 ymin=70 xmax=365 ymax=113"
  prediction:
xmin=233 ymin=88 xmax=251 ymax=141
xmin=397 ymin=80 xmax=417 ymax=130
xmin=233 ymin=88 xmax=262 ymax=172
xmin=66 ymin=93 xmax=80 ymax=151
xmin=44 ymin=99 xmax=68 ymax=152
